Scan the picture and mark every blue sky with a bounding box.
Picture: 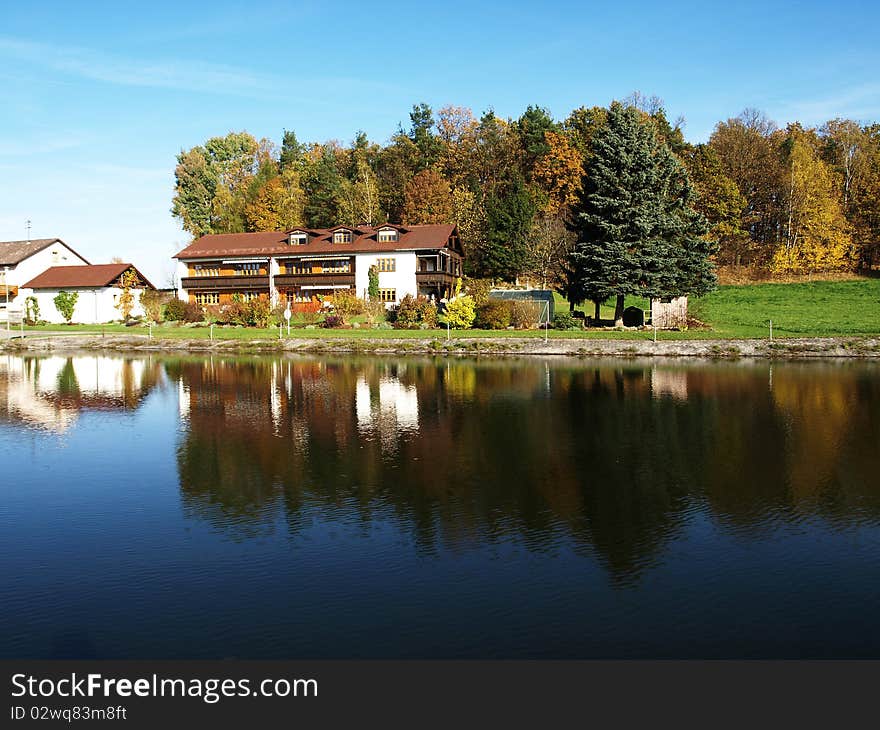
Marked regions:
[1,0,878,284]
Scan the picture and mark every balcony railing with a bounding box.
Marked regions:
[274,273,355,288]
[416,271,458,286]
[181,275,269,291]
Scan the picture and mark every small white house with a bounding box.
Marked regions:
[21,263,154,324]
[0,238,90,319]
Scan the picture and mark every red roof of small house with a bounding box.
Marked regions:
[23,264,154,290]
[173,224,462,260]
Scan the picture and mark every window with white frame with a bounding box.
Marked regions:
[289,233,308,245]
[194,292,220,305]
[378,288,396,303]
[333,230,353,244]
[377,228,398,242]
[376,257,396,272]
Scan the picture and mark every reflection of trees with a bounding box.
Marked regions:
[169,356,880,584]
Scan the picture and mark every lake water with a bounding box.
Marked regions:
[1,352,879,659]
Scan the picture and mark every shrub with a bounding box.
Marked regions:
[24,296,40,325]
[393,294,438,329]
[53,291,79,323]
[182,302,204,323]
[163,298,188,321]
[322,314,345,328]
[464,278,493,306]
[330,290,364,319]
[364,299,387,326]
[475,300,512,329]
[140,289,165,323]
[392,294,437,330]
[509,300,541,329]
[222,299,250,326]
[444,294,476,329]
[247,296,273,328]
[553,311,579,330]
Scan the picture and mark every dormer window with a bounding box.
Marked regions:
[289,232,308,245]
[377,227,398,243]
[333,229,353,244]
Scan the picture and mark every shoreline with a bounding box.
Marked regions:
[3,333,880,359]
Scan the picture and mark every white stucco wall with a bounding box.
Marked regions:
[22,287,147,324]
[2,242,89,307]
[353,251,417,303]
[175,259,190,301]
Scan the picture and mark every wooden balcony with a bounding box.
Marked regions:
[274,273,355,288]
[181,275,269,291]
[416,271,458,287]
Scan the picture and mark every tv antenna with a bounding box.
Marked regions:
[26,219,31,241]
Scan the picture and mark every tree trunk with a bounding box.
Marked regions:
[614,294,625,327]
[593,300,601,324]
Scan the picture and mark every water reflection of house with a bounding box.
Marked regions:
[650,367,688,401]
[356,375,419,452]
[0,355,161,432]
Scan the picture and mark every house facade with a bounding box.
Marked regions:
[0,238,90,318]
[173,224,464,307]
[22,263,154,324]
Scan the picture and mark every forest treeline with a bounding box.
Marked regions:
[171,94,880,283]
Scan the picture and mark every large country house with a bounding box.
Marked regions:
[173,224,464,307]
[0,238,90,318]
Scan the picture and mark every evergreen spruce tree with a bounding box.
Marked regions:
[567,102,716,326]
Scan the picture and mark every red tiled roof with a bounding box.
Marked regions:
[174,224,460,260]
[23,264,154,290]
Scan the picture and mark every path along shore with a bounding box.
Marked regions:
[2,333,879,359]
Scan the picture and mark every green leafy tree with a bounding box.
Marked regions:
[567,102,715,326]
[53,291,79,324]
[682,145,751,266]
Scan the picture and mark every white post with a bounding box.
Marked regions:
[4,267,8,332]
[149,322,153,339]
[210,323,214,341]
[769,319,773,341]
[544,300,549,342]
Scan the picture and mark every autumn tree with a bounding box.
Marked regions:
[115,269,139,320]
[533,131,583,214]
[526,215,575,289]
[774,129,853,273]
[682,145,750,266]
[709,110,786,262]
[245,170,305,230]
[403,168,453,224]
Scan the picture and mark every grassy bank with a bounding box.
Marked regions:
[19,278,880,341]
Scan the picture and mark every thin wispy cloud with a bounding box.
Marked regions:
[0,37,283,99]
[0,37,399,103]
[773,83,880,126]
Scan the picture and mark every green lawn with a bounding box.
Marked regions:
[19,279,880,341]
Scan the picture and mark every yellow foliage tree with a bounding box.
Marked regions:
[244,169,305,231]
[773,134,854,273]
[115,269,139,320]
[533,131,583,214]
